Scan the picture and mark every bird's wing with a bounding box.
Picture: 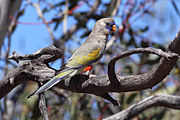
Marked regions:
[66,47,103,68]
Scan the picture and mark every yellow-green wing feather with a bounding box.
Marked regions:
[67,48,102,68]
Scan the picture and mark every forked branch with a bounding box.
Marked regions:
[0,31,179,106]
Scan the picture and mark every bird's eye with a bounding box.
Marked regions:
[106,23,110,26]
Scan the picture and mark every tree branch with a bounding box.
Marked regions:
[0,31,179,105]
[8,45,63,63]
[103,94,180,120]
[26,0,56,41]
[54,0,101,48]
[39,94,49,120]
[108,47,179,85]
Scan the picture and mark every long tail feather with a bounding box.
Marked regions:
[27,69,74,98]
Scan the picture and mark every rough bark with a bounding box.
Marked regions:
[104,94,180,120]
[0,31,179,105]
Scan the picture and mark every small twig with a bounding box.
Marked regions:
[105,35,117,51]
[2,34,12,120]
[2,98,14,120]
[54,0,101,46]
[0,103,3,116]
[9,1,84,25]
[63,0,68,35]
[39,93,49,120]
[4,34,11,75]
[61,0,69,65]
[96,93,120,107]
[51,88,71,104]
[89,0,101,14]
[26,0,56,41]
[103,94,180,120]
[111,0,121,17]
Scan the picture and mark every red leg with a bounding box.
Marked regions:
[84,65,93,72]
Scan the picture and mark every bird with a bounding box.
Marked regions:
[27,18,116,98]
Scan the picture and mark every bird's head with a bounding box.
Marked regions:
[93,18,116,35]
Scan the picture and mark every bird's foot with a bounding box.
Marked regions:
[89,74,96,79]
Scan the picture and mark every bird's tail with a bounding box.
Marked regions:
[27,69,74,98]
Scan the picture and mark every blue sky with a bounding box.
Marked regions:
[10,0,97,55]
[1,0,180,77]
[10,0,180,54]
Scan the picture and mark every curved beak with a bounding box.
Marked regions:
[112,25,116,32]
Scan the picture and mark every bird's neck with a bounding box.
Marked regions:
[90,29,109,44]
[88,30,109,55]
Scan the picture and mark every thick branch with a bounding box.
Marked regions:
[8,45,63,63]
[0,31,180,104]
[108,47,179,85]
[103,94,180,120]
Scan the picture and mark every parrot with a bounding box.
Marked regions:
[28,18,116,98]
